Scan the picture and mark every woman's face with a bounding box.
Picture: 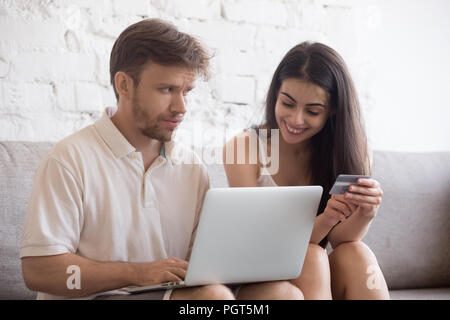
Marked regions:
[275,78,331,145]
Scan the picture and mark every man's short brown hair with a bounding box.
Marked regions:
[110,19,210,101]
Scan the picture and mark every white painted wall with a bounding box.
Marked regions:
[357,0,450,152]
[0,0,448,151]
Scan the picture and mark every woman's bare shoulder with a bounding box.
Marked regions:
[223,129,262,187]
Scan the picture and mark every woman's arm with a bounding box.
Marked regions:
[310,214,341,245]
[327,208,375,249]
[223,132,260,187]
[327,145,379,248]
[310,195,354,245]
[327,178,383,249]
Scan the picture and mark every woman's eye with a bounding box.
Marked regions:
[308,111,320,116]
[282,102,294,108]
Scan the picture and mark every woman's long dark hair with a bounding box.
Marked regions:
[261,42,370,248]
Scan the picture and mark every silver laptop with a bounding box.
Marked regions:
[121,186,323,294]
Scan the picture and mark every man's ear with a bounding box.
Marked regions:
[115,71,133,101]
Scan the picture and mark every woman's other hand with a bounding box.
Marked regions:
[322,194,357,228]
[343,178,383,219]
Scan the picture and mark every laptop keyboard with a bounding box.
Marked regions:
[162,281,183,287]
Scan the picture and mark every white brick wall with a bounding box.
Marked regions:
[2,0,447,151]
[0,0,361,145]
[222,0,288,26]
[0,0,328,146]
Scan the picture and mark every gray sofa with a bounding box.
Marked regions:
[1,141,449,300]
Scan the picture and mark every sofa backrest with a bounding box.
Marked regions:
[1,141,449,299]
[366,151,450,290]
[0,141,53,299]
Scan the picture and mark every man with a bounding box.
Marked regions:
[20,19,303,300]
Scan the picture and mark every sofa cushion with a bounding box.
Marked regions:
[364,151,450,290]
[0,141,53,299]
[390,287,450,300]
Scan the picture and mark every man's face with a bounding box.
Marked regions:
[129,62,196,142]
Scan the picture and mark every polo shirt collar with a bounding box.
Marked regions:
[160,141,166,158]
[94,107,172,161]
[161,139,176,162]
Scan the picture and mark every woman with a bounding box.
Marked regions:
[223,42,390,300]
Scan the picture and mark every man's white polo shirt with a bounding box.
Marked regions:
[20,107,209,299]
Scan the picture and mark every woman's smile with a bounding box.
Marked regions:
[283,120,308,136]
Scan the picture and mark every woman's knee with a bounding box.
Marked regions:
[294,243,331,282]
[329,241,377,266]
[238,281,304,300]
[301,243,331,277]
[307,243,330,264]
[328,241,389,300]
[270,281,305,300]
[200,284,235,300]
[177,284,235,300]
[291,244,332,299]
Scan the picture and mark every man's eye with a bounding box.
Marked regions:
[161,87,172,93]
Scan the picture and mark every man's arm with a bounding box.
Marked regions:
[21,253,188,298]
[22,253,135,298]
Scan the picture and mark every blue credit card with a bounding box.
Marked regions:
[329,174,371,195]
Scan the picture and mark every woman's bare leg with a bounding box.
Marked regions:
[171,284,235,300]
[236,280,304,300]
[290,243,332,300]
[328,241,390,300]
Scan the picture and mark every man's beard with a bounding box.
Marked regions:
[132,99,173,142]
